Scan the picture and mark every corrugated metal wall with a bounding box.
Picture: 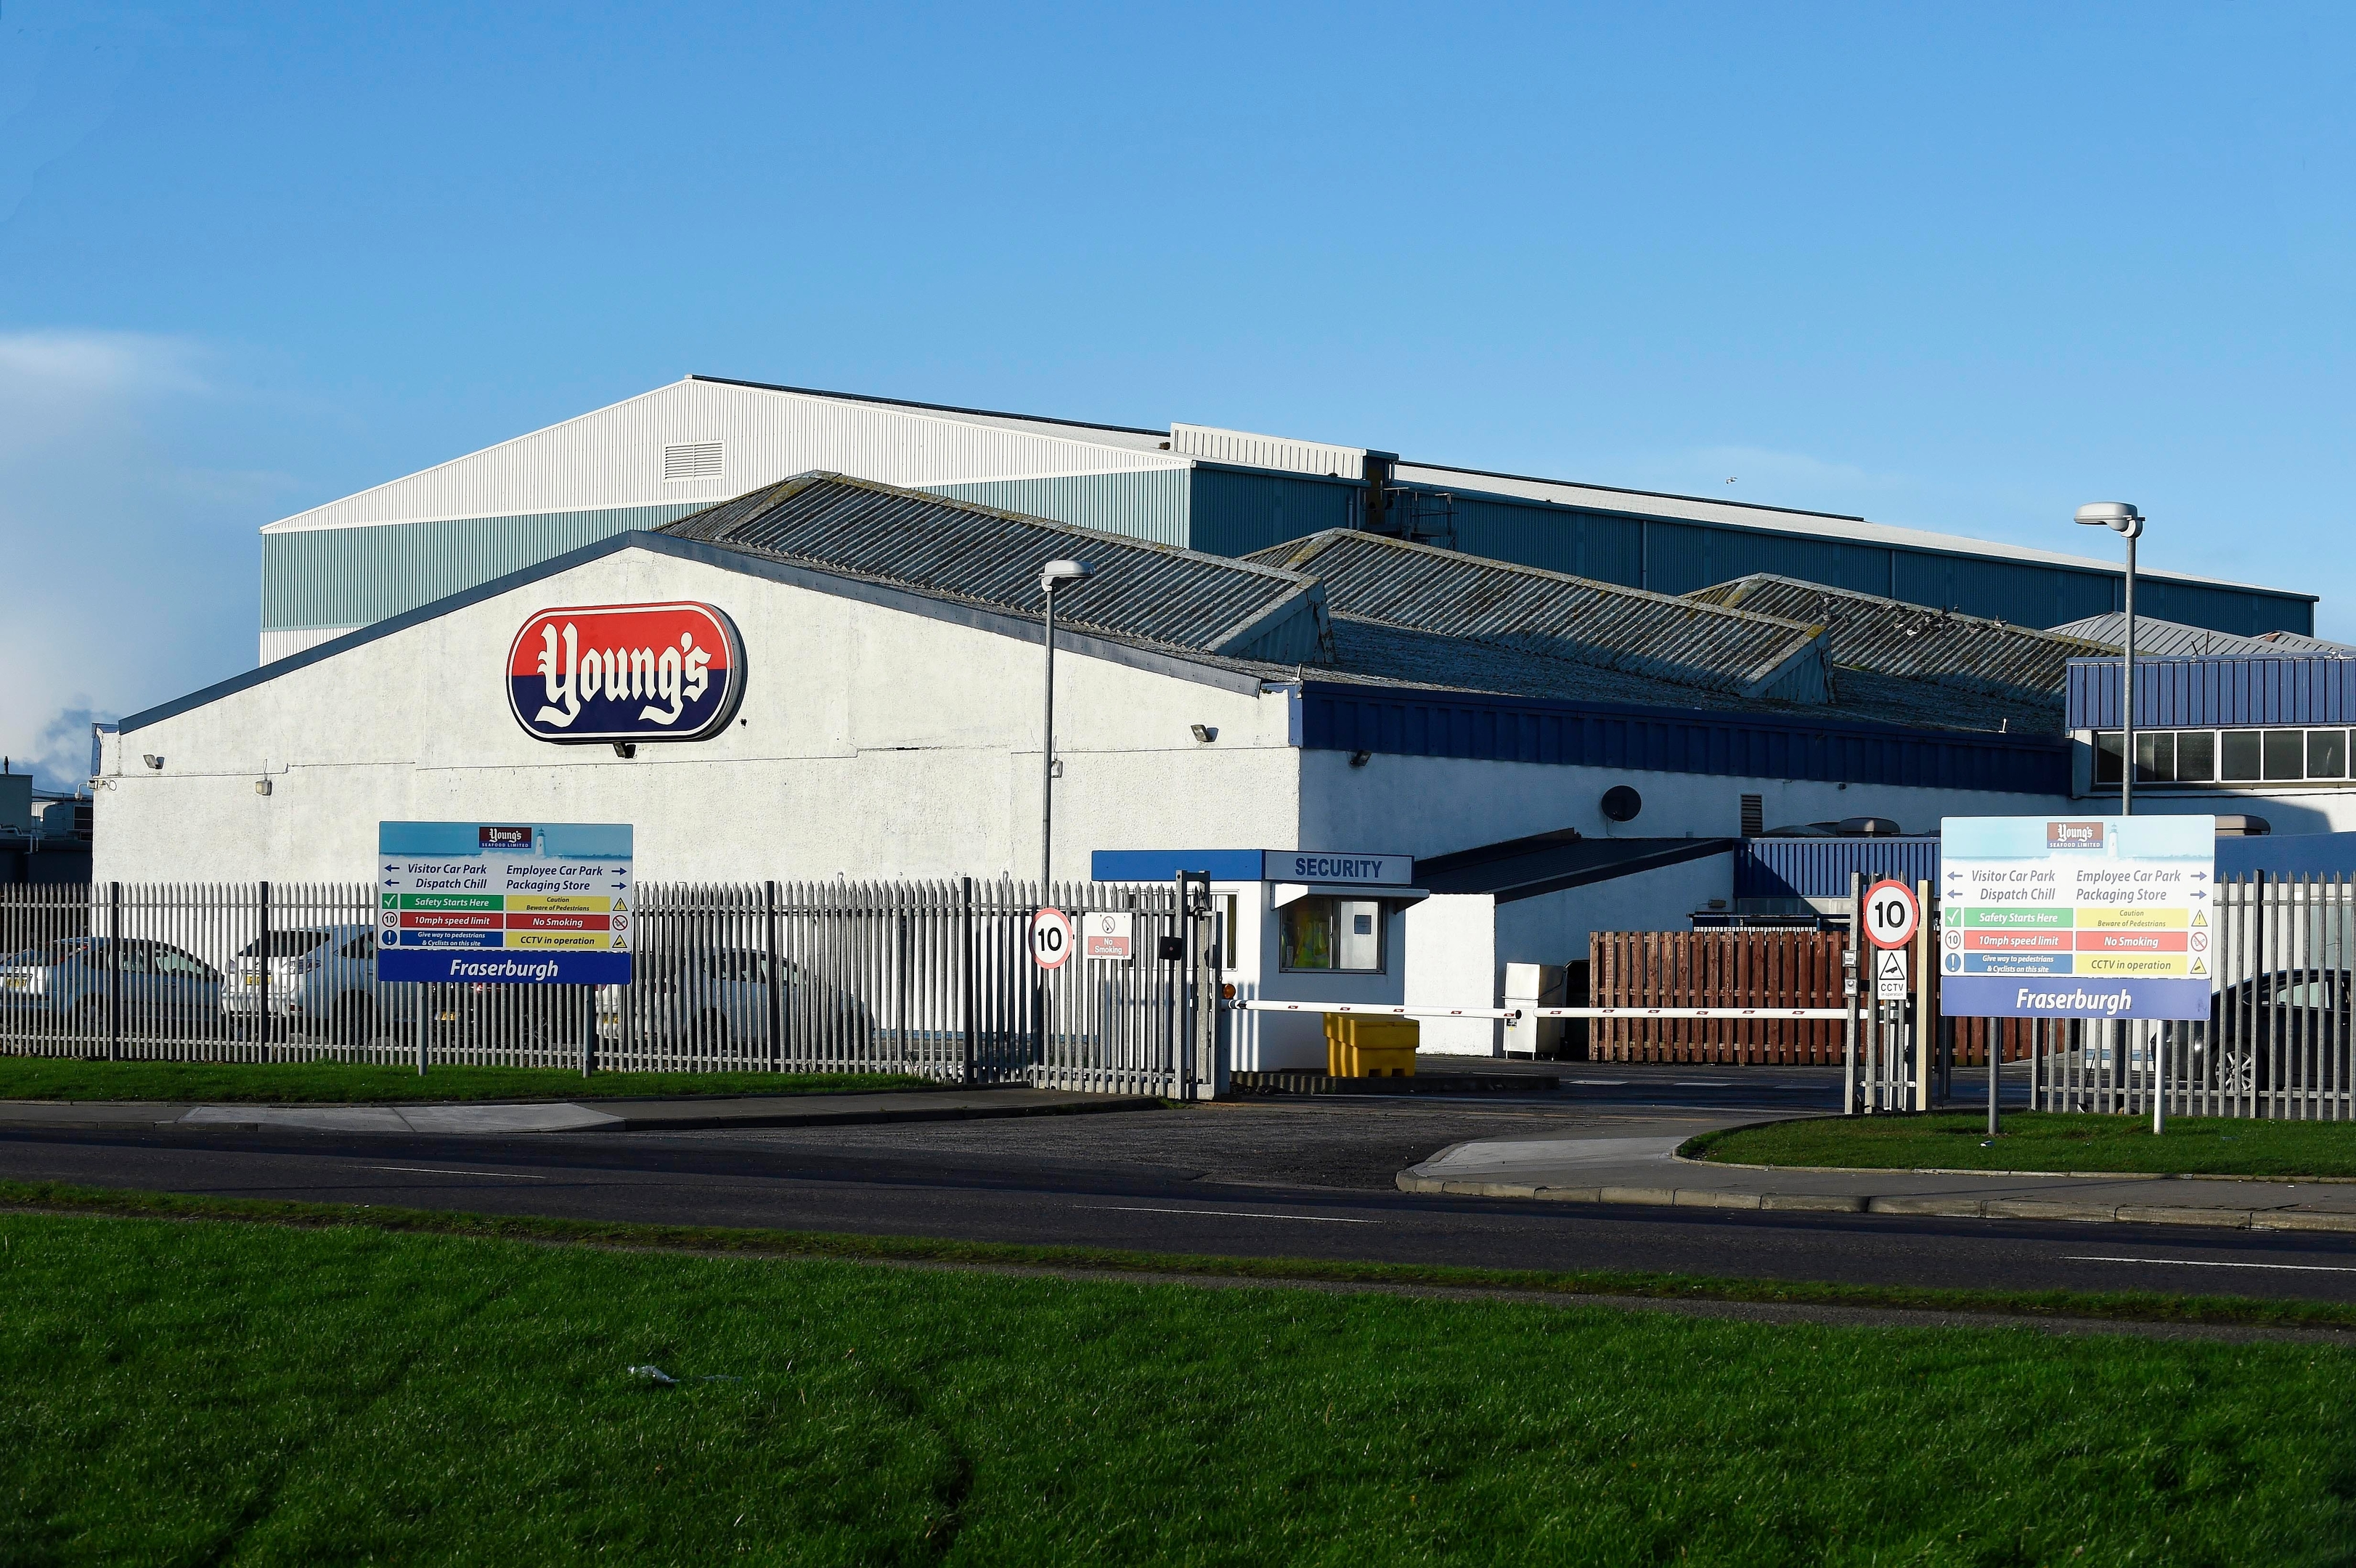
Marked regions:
[1185,467,1360,558]
[1382,481,2314,639]
[2068,654,2356,730]
[1295,682,2071,793]
[921,470,1190,547]
[1735,836,1942,899]
[259,505,705,632]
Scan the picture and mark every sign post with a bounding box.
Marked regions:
[1941,815,2216,1135]
[378,822,634,1072]
[1862,879,1920,1111]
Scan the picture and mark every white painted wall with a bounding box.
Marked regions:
[1404,893,1499,1056]
[99,547,1300,886]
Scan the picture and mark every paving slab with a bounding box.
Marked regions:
[1396,1119,2356,1232]
[0,1088,1163,1137]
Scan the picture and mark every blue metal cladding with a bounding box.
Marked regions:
[2067,655,2356,730]
[1295,681,2070,794]
[261,505,709,632]
[1735,837,1943,899]
[921,470,1190,548]
[1183,466,1359,558]
[1367,479,2315,639]
[2217,833,2356,878]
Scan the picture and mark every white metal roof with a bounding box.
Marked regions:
[261,377,1188,535]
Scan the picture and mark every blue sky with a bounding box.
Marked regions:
[4,1,2353,789]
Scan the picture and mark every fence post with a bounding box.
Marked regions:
[416,982,428,1077]
[1843,872,1859,1114]
[107,881,121,1063]
[765,880,782,1071]
[960,876,975,1087]
[580,984,595,1077]
[257,880,271,1064]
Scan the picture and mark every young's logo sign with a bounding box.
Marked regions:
[508,602,744,744]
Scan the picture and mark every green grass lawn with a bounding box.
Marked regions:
[4,1213,2352,1565]
[1692,1111,2356,1178]
[0,1056,929,1104]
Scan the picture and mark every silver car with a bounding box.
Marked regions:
[0,937,222,1036]
[222,923,383,1041]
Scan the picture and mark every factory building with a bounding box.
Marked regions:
[255,375,2317,663]
[104,472,2111,1066]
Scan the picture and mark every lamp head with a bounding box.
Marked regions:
[2074,502,2145,539]
[1040,558,1094,593]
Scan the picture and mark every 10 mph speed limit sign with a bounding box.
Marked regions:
[1030,907,1076,971]
[1862,879,1920,951]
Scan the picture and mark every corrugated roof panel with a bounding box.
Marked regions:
[1692,574,2113,699]
[1246,530,1832,703]
[2047,613,2355,658]
[661,471,1332,663]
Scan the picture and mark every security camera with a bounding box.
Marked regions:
[1190,724,1218,743]
[142,754,164,771]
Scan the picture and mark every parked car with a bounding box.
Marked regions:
[222,923,383,1042]
[0,936,222,1034]
[2190,969,2352,1093]
[596,947,868,1050]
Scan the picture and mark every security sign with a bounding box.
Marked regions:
[1030,907,1076,971]
[1875,947,1911,1000]
[1862,879,1921,950]
[509,601,744,744]
[1083,911,1134,962]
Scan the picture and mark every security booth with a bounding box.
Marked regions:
[1090,849,1427,1071]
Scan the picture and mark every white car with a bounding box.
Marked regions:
[222,923,383,1041]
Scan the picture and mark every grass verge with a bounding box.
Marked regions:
[4,1177,2356,1334]
[0,1058,929,1104]
[4,1206,2353,1564]
[1689,1111,2356,1179]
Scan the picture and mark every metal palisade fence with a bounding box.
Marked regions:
[0,878,1218,1098]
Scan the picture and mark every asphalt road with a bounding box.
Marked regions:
[6,1074,2356,1307]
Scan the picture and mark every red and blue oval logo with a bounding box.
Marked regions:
[507,602,744,743]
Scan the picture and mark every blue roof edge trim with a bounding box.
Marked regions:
[1297,681,2070,795]
[1092,849,1268,882]
[123,531,1271,735]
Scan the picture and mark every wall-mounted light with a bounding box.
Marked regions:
[1349,750,1371,768]
[611,741,637,759]
[253,778,272,796]
[141,754,164,771]
[1190,724,1218,743]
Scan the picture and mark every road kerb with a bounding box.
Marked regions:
[2115,1204,2252,1229]
[1759,1192,1869,1213]
[1671,1188,1762,1210]
[2259,1210,2356,1233]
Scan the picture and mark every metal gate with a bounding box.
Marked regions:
[0,876,1221,1098]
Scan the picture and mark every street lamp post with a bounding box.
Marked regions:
[1038,559,1095,899]
[2074,502,2145,817]
[2075,502,2154,1132]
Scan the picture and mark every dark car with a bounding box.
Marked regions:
[2192,970,2351,1094]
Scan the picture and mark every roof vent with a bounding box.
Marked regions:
[663,442,725,482]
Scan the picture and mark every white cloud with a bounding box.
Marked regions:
[0,328,274,791]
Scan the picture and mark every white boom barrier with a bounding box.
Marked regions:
[1223,1001,1855,1021]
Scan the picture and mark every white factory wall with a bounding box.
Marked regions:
[262,378,1183,536]
[1403,894,1499,1056]
[1297,749,2068,857]
[97,547,1301,886]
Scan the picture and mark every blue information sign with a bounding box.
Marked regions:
[1939,814,2215,1021]
[376,821,633,986]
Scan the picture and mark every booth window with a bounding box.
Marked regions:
[1279,897,1384,973]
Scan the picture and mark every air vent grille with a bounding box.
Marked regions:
[663,441,725,482]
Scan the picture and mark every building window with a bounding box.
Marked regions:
[1279,897,1384,973]
[2093,728,2356,789]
